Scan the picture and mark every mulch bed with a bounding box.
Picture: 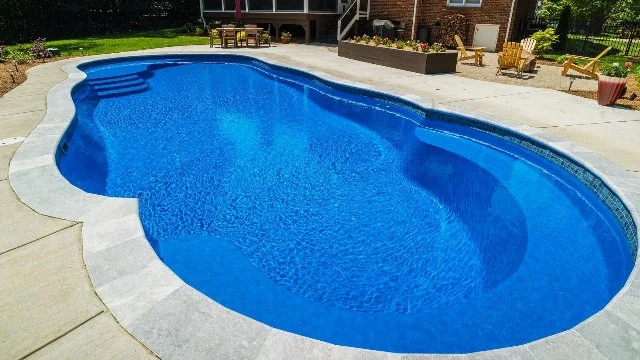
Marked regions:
[0,61,33,96]
[564,74,640,111]
[0,57,74,97]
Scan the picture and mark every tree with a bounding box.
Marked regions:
[555,5,571,51]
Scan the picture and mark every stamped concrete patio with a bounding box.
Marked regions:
[1,44,639,359]
[455,52,598,92]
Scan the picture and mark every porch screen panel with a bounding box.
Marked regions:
[309,0,337,12]
[223,0,247,11]
[276,0,304,11]
[204,0,223,10]
[250,0,273,10]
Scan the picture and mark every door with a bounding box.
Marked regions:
[473,24,500,52]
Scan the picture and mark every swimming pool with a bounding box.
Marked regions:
[57,55,634,353]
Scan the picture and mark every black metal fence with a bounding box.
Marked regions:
[517,18,640,57]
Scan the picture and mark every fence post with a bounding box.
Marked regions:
[624,22,638,56]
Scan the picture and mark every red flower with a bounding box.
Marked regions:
[625,61,633,69]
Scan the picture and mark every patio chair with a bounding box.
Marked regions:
[245,24,260,47]
[520,38,536,54]
[262,24,272,47]
[561,46,612,80]
[497,42,528,77]
[221,24,237,48]
[454,35,484,66]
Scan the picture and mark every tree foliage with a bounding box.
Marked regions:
[554,5,571,51]
[539,0,639,23]
[0,0,200,44]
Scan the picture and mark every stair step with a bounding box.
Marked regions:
[96,84,148,98]
[87,74,140,85]
[92,78,145,91]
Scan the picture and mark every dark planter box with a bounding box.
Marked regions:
[338,41,457,74]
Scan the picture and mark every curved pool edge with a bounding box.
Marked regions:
[8,51,640,360]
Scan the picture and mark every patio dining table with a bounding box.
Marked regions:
[215,27,263,48]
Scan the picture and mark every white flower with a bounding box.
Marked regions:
[612,62,620,67]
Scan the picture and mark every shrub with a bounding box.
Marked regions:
[195,27,204,36]
[281,31,292,39]
[601,62,633,78]
[531,28,558,55]
[5,49,33,64]
[183,22,194,33]
[555,5,571,51]
[556,55,568,63]
[30,38,52,59]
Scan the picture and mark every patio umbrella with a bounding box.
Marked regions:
[235,0,242,21]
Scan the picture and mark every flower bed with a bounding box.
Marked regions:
[338,36,457,74]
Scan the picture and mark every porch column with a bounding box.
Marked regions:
[304,20,311,43]
[274,23,282,40]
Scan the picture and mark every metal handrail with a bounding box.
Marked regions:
[337,0,359,41]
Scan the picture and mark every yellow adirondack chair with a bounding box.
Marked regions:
[497,42,528,77]
[561,47,612,80]
[455,35,485,66]
[520,38,537,53]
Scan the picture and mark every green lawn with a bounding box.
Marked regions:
[5,28,214,57]
[539,35,640,72]
[541,52,640,73]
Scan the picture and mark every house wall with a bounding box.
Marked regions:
[368,0,536,49]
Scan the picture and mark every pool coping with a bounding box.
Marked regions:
[8,51,640,359]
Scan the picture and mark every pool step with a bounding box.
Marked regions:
[92,78,146,91]
[89,74,149,98]
[95,83,148,98]
[87,74,140,85]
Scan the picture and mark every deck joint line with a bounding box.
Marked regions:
[0,223,80,257]
[17,310,105,360]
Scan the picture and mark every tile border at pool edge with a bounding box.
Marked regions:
[7,51,640,360]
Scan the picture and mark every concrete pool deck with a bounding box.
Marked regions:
[1,44,640,359]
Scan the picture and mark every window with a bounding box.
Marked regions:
[204,0,223,10]
[308,0,337,12]
[447,0,481,7]
[249,0,273,10]
[223,0,247,11]
[276,0,304,11]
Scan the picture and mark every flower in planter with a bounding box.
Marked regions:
[281,31,292,39]
[601,62,633,78]
[354,36,362,43]
[429,43,446,53]
[361,34,372,44]
[419,43,429,53]
[373,35,381,46]
[396,40,406,49]
[383,38,392,47]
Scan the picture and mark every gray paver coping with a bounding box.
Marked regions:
[9,51,640,360]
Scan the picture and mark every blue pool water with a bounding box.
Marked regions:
[58,55,633,353]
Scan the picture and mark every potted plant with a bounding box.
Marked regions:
[280,31,292,44]
[598,62,633,106]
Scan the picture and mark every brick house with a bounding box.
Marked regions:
[200,0,537,46]
[369,0,538,47]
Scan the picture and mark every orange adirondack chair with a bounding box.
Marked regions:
[455,35,485,66]
[561,47,612,80]
[497,42,528,77]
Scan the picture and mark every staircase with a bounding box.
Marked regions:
[337,0,370,41]
[87,73,149,99]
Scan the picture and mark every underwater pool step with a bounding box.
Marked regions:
[95,83,148,98]
[87,74,141,85]
[91,78,146,91]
